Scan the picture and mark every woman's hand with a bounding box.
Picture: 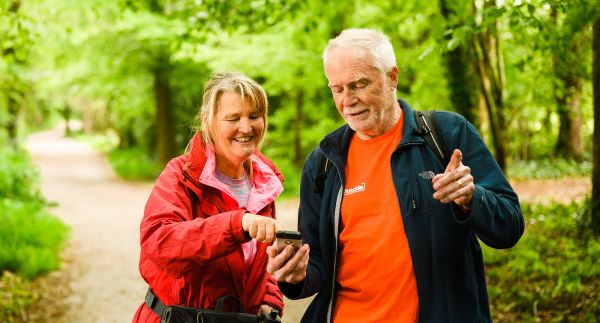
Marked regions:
[241,213,280,243]
[257,304,276,317]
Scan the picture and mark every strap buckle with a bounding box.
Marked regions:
[145,288,157,309]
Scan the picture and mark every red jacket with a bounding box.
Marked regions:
[132,134,284,322]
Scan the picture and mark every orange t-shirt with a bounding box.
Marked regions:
[332,111,419,322]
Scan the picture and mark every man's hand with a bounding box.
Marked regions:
[266,244,310,284]
[432,149,474,208]
[242,213,281,243]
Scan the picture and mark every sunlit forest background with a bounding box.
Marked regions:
[1,0,599,321]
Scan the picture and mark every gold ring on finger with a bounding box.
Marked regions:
[457,179,463,189]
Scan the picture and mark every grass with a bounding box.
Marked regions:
[507,158,592,180]
[0,146,69,321]
[484,199,599,322]
[107,148,163,181]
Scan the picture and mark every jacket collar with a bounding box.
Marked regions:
[183,133,284,213]
[318,99,427,178]
[319,99,424,158]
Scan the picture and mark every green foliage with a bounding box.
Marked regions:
[0,146,69,280]
[0,271,37,321]
[0,156,69,279]
[270,157,301,199]
[507,158,593,180]
[0,147,42,200]
[484,201,599,321]
[74,131,119,153]
[0,199,68,279]
[107,148,163,181]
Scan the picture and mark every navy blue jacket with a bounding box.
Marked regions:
[280,100,524,322]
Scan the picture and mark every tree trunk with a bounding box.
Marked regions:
[6,94,20,149]
[554,38,584,161]
[62,103,72,137]
[154,62,176,166]
[591,17,600,236]
[472,23,507,171]
[439,0,480,129]
[4,0,23,149]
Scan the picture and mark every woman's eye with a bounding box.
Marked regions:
[250,114,261,120]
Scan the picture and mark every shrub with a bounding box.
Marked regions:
[484,200,599,322]
[0,147,42,201]
[0,147,69,321]
[0,200,69,279]
[0,271,37,321]
[107,148,162,181]
[507,159,592,180]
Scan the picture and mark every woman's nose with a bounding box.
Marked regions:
[239,119,253,133]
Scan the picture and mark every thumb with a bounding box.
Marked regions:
[445,149,462,173]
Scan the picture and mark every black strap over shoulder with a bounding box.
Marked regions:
[311,109,449,195]
[312,152,330,194]
[414,110,450,166]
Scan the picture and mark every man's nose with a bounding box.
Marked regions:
[342,89,357,107]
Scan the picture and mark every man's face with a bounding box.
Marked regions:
[324,48,398,140]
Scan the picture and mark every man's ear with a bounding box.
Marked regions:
[388,66,399,90]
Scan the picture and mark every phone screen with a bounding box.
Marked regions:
[275,230,302,253]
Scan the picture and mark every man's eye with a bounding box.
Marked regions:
[355,81,368,89]
[331,87,343,94]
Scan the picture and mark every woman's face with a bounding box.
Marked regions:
[212,91,265,177]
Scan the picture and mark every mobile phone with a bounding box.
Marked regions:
[275,230,302,253]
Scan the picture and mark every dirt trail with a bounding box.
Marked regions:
[27,127,152,322]
[25,127,590,322]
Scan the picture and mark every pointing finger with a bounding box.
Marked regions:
[445,149,462,173]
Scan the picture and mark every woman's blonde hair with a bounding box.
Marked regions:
[195,72,269,149]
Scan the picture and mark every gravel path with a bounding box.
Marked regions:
[27,127,152,322]
[25,127,590,322]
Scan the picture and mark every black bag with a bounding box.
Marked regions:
[160,295,259,323]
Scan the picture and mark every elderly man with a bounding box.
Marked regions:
[267,28,524,323]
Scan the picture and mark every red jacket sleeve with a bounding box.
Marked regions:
[140,158,250,277]
[262,272,285,314]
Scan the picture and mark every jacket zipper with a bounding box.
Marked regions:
[326,186,344,323]
[185,168,261,307]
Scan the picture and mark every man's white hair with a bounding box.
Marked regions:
[322,28,397,73]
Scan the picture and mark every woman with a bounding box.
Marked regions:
[132,72,284,322]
